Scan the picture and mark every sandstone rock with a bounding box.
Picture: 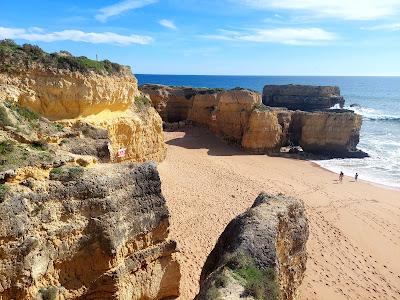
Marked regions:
[241,108,284,153]
[294,110,365,156]
[196,193,309,300]
[214,89,261,142]
[0,162,180,299]
[139,84,225,123]
[263,85,345,110]
[188,93,219,128]
[0,42,166,163]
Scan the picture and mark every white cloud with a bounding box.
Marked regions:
[202,27,337,45]
[159,19,177,30]
[96,0,157,22]
[364,23,400,31]
[237,0,400,20]
[0,27,153,45]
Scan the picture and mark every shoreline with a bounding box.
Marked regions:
[158,127,400,300]
[310,161,400,192]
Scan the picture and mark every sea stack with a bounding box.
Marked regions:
[262,84,345,110]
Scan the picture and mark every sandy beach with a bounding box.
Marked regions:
[158,127,400,300]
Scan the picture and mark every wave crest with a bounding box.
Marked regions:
[331,105,400,122]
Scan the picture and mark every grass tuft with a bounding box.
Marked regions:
[226,252,279,300]
[0,184,9,202]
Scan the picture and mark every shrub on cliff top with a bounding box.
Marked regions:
[0,39,127,75]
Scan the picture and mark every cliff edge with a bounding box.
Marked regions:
[0,40,165,163]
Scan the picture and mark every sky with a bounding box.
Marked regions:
[1,0,400,76]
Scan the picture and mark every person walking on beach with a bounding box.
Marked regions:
[355,173,358,182]
[339,171,344,183]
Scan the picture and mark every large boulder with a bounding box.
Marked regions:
[262,85,345,110]
[0,162,181,299]
[195,193,309,300]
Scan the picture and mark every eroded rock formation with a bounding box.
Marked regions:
[0,41,180,299]
[0,40,166,163]
[0,162,180,300]
[262,84,345,110]
[195,193,309,300]
[141,84,365,158]
[0,97,180,300]
[139,84,225,123]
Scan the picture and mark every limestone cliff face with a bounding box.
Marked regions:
[195,193,309,300]
[263,85,345,110]
[0,163,180,300]
[214,89,261,142]
[295,110,363,155]
[188,93,219,129]
[140,84,203,122]
[0,71,137,120]
[0,70,166,163]
[140,84,365,158]
[242,109,284,153]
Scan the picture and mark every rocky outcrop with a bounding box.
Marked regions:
[294,110,365,157]
[242,108,284,153]
[0,40,166,163]
[139,84,225,123]
[140,84,365,158]
[0,41,179,299]
[195,193,309,300]
[0,99,180,299]
[214,89,261,142]
[0,163,180,300]
[263,85,345,110]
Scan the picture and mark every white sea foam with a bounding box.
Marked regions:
[320,104,400,188]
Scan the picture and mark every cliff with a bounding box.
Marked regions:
[294,110,364,157]
[195,193,309,300]
[262,84,345,110]
[0,96,180,300]
[0,40,166,163]
[0,41,179,299]
[141,84,365,158]
[139,84,225,123]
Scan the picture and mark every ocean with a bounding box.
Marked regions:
[136,75,400,189]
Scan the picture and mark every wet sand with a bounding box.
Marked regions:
[158,127,400,300]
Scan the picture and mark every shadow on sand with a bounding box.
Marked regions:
[165,127,249,157]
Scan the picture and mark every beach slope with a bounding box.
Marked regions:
[158,127,400,300]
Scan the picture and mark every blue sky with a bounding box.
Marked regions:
[1,0,400,75]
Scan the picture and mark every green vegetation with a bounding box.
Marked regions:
[0,141,54,173]
[0,105,12,127]
[38,286,58,300]
[226,252,279,300]
[0,140,14,155]
[135,96,151,110]
[30,141,48,152]
[3,102,40,130]
[50,166,84,181]
[0,184,9,202]
[54,123,64,131]
[0,39,126,75]
[255,103,271,111]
